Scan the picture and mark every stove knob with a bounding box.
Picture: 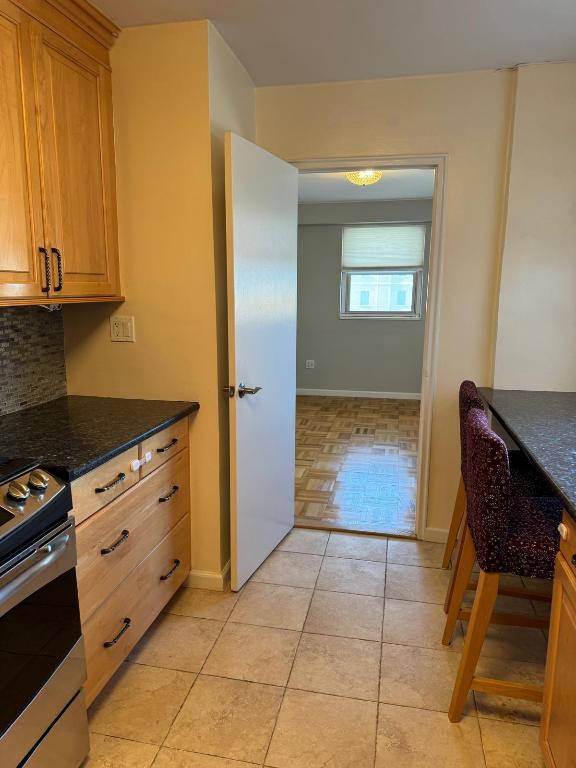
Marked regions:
[7,480,30,502]
[29,469,50,490]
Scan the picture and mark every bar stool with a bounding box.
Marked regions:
[443,407,562,722]
[441,381,485,569]
[442,381,551,570]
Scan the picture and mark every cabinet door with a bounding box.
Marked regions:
[0,1,46,300]
[541,554,576,768]
[32,23,119,297]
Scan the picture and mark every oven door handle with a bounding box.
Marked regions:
[0,530,73,616]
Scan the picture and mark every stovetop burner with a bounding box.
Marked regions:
[0,459,73,566]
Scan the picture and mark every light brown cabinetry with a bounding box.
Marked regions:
[72,416,191,705]
[0,0,45,299]
[72,446,139,525]
[541,513,576,768]
[0,0,121,305]
[140,419,191,478]
[77,450,189,623]
[83,515,191,705]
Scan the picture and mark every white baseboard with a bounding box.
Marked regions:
[296,388,421,400]
[422,526,448,543]
[185,559,230,591]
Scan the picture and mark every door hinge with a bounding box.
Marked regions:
[222,386,235,398]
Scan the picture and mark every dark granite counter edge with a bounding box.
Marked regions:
[52,402,200,481]
[478,388,576,520]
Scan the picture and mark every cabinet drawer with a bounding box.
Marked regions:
[83,513,191,706]
[72,447,139,525]
[559,512,576,580]
[77,450,189,622]
[140,418,189,478]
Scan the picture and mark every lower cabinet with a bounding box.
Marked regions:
[72,416,191,706]
[541,516,576,768]
[83,515,190,705]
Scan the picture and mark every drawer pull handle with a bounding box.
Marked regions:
[95,472,126,494]
[160,559,181,581]
[101,529,130,555]
[157,438,178,454]
[103,617,131,648]
[159,485,180,503]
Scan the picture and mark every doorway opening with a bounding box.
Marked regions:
[293,158,445,539]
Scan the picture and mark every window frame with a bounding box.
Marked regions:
[339,221,428,321]
[340,266,424,320]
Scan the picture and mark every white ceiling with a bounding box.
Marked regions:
[298,169,435,204]
[93,0,576,86]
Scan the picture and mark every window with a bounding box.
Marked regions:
[340,223,426,318]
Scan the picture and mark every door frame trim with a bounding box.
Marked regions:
[292,154,447,541]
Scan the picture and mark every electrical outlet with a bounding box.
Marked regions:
[110,316,136,342]
[305,359,315,369]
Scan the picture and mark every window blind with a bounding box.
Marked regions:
[342,224,426,268]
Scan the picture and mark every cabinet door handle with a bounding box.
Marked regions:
[159,485,180,503]
[95,472,126,494]
[40,247,51,293]
[103,617,131,648]
[160,559,181,581]
[157,438,178,454]
[52,247,63,292]
[101,529,130,555]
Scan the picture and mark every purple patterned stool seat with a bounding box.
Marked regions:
[465,406,562,578]
[442,380,550,571]
[505,496,563,579]
[460,380,550,497]
[443,405,562,723]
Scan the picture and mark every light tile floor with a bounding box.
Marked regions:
[85,530,548,768]
[295,397,419,536]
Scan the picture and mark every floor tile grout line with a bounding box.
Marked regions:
[373,542,389,768]
[156,597,231,753]
[261,537,326,767]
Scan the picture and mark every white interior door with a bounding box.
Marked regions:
[225,132,298,591]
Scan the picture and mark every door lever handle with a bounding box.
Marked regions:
[238,383,263,398]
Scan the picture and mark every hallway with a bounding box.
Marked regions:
[295,396,419,535]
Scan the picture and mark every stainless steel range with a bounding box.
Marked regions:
[0,458,89,767]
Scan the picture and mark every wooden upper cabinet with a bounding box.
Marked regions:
[0,0,46,299]
[32,23,119,297]
[0,0,121,304]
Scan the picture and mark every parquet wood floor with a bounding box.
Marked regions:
[295,396,419,536]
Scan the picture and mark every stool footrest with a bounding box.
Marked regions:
[458,608,549,629]
[471,676,543,702]
[466,581,552,603]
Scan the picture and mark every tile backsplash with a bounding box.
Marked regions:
[0,307,67,415]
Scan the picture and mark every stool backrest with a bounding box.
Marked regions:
[464,406,511,572]
[459,380,485,484]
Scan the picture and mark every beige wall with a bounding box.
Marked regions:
[208,26,256,568]
[63,22,254,581]
[257,71,514,534]
[494,62,576,391]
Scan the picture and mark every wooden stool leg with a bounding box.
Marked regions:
[442,476,466,568]
[444,516,468,614]
[448,570,499,722]
[442,527,475,645]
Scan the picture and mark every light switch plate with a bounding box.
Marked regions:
[110,316,136,342]
[305,359,315,369]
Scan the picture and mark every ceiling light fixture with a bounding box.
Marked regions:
[345,169,383,186]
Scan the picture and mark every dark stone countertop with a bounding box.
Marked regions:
[0,396,199,481]
[479,388,576,520]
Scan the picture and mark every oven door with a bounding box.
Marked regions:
[0,519,87,766]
